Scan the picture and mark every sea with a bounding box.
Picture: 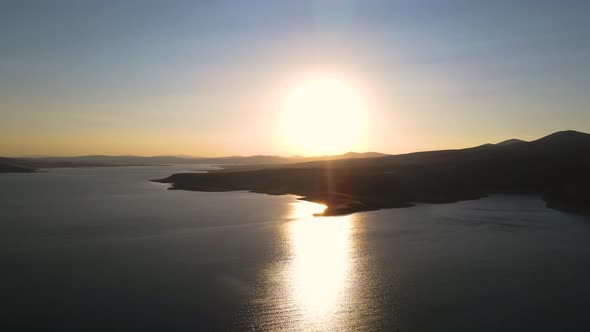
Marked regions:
[1,165,589,331]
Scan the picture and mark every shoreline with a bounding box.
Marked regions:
[152,176,486,216]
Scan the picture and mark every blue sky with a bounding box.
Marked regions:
[1,0,589,156]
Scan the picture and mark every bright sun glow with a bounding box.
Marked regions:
[281,78,367,155]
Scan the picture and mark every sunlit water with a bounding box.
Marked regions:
[247,201,355,330]
[1,166,590,331]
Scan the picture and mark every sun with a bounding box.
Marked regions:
[280,78,367,156]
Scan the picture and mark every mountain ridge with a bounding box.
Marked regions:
[0,151,389,172]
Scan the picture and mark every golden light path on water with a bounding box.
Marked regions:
[283,199,355,330]
[245,198,365,331]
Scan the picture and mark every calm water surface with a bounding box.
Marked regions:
[1,166,589,331]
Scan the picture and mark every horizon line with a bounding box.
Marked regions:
[2,129,587,160]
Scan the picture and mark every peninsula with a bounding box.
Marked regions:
[155,131,590,216]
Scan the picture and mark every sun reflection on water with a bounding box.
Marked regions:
[284,199,354,328]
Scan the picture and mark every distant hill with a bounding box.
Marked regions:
[157,130,590,215]
[495,138,527,146]
[13,151,388,168]
[305,151,386,160]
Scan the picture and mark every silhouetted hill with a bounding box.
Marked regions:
[313,151,387,160]
[496,138,526,146]
[156,130,590,215]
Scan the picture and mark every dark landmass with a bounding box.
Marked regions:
[155,130,590,216]
[0,157,36,173]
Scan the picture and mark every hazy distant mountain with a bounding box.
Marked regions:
[12,151,388,169]
[0,151,389,172]
[17,155,287,166]
[317,151,386,160]
[157,130,590,215]
[495,138,526,146]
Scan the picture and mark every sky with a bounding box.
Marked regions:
[1,0,589,157]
